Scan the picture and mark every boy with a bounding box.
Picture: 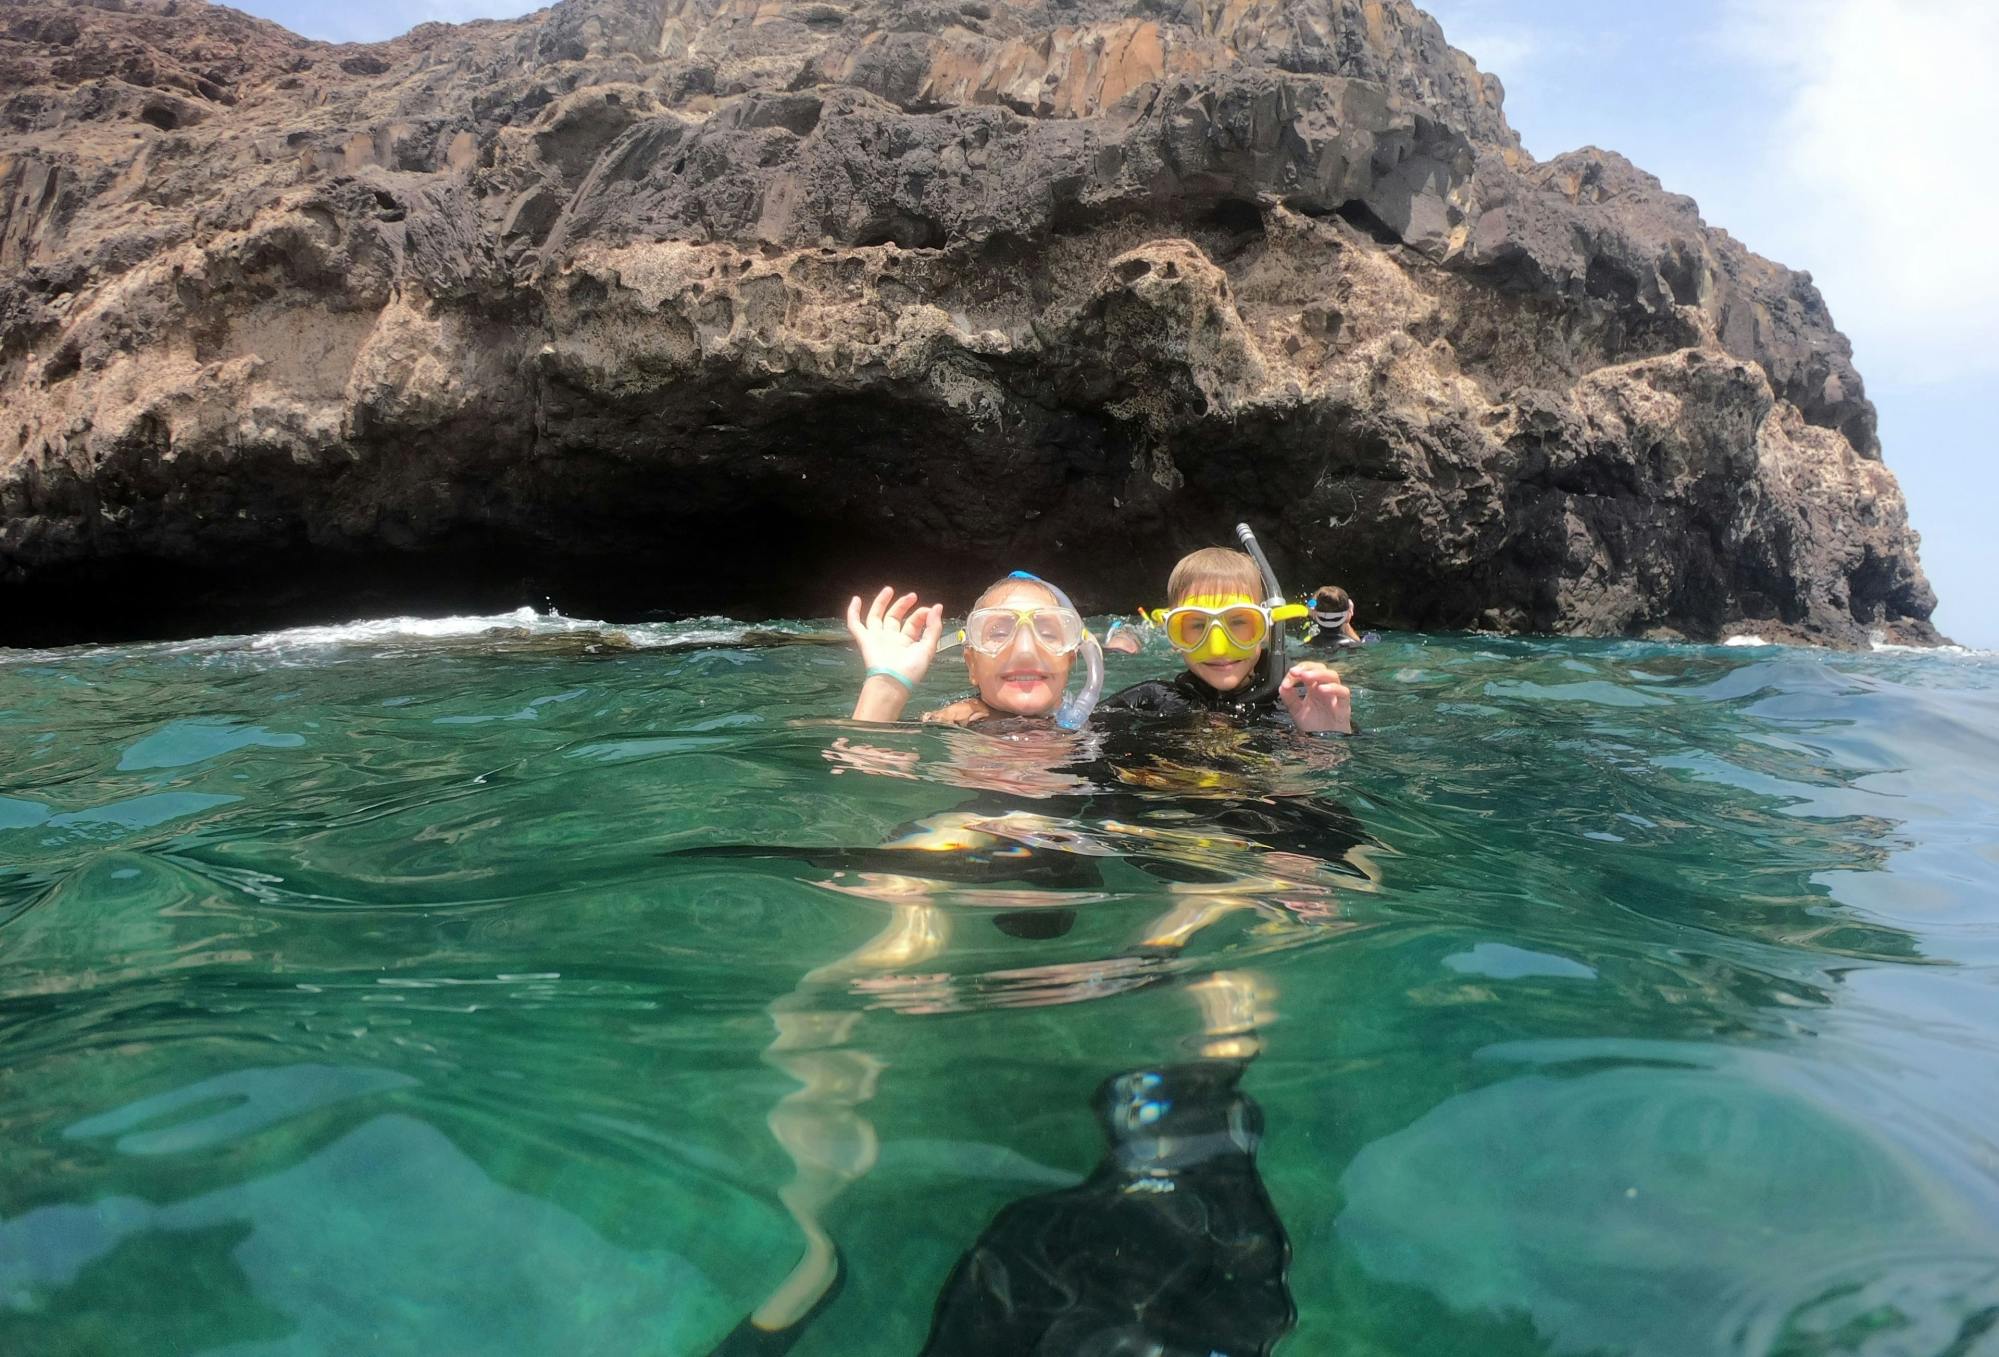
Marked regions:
[1103,546,1354,734]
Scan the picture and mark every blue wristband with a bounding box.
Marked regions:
[864,667,915,692]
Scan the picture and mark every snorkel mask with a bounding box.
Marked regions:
[945,571,1104,730]
[961,604,1087,658]
[1147,596,1310,661]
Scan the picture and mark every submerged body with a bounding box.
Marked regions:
[688,684,1370,1354]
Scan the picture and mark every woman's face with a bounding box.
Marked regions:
[963,583,1078,716]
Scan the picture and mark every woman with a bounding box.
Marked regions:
[845,572,1101,728]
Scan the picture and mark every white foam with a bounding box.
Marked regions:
[1722,634,1772,647]
[1870,639,1994,658]
[230,609,818,656]
[247,606,561,649]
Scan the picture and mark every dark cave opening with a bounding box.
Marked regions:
[0,394,1420,648]
[0,518,1027,648]
[0,389,1168,647]
[0,385,1726,649]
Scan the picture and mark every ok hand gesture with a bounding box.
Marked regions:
[845,587,944,684]
[1279,661,1353,735]
[846,587,944,722]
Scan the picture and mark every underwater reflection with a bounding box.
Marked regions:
[686,712,1373,1354]
[710,953,1295,1355]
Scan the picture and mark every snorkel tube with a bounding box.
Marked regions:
[1007,570,1104,730]
[1234,522,1289,704]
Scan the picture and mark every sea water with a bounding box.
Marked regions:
[2,612,1996,1355]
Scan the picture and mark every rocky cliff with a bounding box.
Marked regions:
[0,0,1941,645]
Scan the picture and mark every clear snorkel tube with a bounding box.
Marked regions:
[1234,522,1289,705]
[1007,570,1104,730]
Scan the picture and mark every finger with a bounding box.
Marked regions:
[915,605,943,650]
[845,595,867,644]
[886,591,918,628]
[867,585,893,629]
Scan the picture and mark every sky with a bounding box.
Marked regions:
[234,0,1998,646]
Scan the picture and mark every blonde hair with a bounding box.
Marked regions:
[1167,547,1261,604]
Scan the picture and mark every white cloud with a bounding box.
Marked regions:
[1444,27,1542,78]
[1421,0,1556,87]
[1715,0,1999,384]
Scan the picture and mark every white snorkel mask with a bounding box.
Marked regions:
[1000,570,1103,730]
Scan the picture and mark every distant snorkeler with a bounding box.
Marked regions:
[1103,525,1356,734]
[1303,585,1365,647]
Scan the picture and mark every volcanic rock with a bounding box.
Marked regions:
[0,0,1941,645]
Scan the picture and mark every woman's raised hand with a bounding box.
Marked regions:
[845,587,944,686]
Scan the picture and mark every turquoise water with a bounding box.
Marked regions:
[3,612,1997,1355]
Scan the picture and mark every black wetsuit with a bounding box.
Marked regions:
[1303,630,1367,653]
[1099,669,1287,721]
[1101,664,1361,740]
[920,1059,1293,1356]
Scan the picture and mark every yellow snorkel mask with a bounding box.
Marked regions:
[1145,594,1311,662]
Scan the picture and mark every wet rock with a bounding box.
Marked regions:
[0,0,1941,646]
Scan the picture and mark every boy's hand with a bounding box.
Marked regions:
[845,586,944,684]
[1279,661,1352,734]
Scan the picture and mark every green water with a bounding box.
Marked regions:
[3,612,1997,1355]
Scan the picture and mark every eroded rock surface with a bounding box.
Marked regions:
[0,0,1940,644]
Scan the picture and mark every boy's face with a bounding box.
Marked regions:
[1174,591,1264,692]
